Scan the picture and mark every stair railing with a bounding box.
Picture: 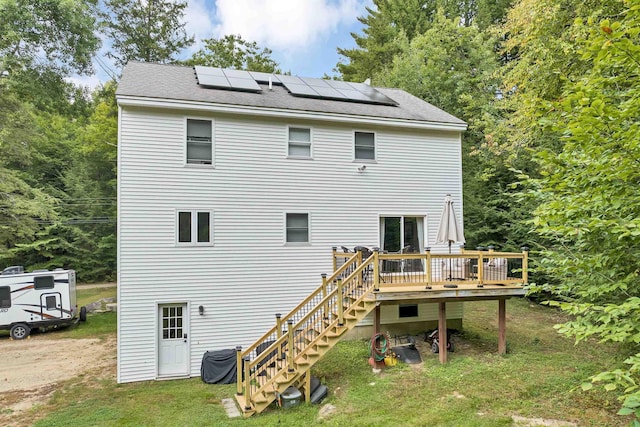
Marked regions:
[237,251,377,407]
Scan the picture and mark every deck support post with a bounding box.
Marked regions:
[236,346,243,395]
[304,372,311,403]
[498,299,507,355]
[438,302,447,363]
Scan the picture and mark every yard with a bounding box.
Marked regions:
[0,287,630,426]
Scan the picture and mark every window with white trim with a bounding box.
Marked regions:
[286,213,309,243]
[186,119,212,165]
[355,131,375,160]
[288,127,311,158]
[177,210,213,245]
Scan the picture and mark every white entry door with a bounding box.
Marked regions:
[158,303,189,377]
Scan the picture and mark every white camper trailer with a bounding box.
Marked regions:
[0,266,86,339]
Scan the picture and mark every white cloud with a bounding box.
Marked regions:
[212,0,366,51]
[184,0,215,53]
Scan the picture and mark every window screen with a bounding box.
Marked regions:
[34,276,55,290]
[186,119,212,164]
[197,212,210,243]
[286,213,309,243]
[178,211,192,243]
[0,287,10,308]
[355,132,375,160]
[288,127,311,157]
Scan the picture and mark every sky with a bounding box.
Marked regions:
[78,0,372,88]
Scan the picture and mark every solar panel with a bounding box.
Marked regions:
[193,66,398,105]
[282,77,398,106]
[194,66,261,92]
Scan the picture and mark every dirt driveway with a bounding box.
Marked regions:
[0,334,116,426]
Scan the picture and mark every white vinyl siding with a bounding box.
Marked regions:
[288,127,312,158]
[354,131,375,160]
[117,107,463,383]
[186,119,212,165]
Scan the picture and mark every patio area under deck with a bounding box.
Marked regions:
[372,282,526,363]
[333,247,529,363]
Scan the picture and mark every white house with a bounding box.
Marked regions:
[116,62,467,383]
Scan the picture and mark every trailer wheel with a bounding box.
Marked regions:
[80,306,87,322]
[10,323,31,340]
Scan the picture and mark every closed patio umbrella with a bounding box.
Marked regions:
[435,194,465,280]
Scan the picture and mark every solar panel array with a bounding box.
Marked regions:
[195,66,261,92]
[194,67,398,106]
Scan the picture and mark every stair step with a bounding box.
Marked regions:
[253,394,268,404]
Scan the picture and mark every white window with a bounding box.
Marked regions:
[288,127,311,158]
[177,210,213,245]
[186,119,212,165]
[355,131,375,160]
[286,213,309,243]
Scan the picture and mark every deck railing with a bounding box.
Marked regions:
[333,246,528,288]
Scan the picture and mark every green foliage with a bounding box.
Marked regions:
[529,1,640,420]
[184,34,281,73]
[0,0,100,75]
[101,0,194,69]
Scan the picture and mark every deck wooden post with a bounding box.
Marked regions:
[236,346,243,396]
[498,299,507,355]
[373,247,380,291]
[438,302,447,363]
[477,249,484,286]
[321,273,329,323]
[337,278,344,326]
[243,355,251,410]
[287,319,295,372]
[332,246,338,272]
[275,313,283,360]
[425,247,432,288]
[521,246,529,284]
[357,249,363,287]
[374,304,380,335]
[304,372,311,403]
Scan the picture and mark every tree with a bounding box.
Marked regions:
[528,2,640,419]
[0,0,99,74]
[184,35,281,73]
[101,0,194,68]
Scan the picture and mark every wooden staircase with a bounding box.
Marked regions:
[234,252,378,417]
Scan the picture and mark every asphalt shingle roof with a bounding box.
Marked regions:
[116,62,466,126]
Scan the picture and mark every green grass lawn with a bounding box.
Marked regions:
[26,298,631,426]
[76,285,117,308]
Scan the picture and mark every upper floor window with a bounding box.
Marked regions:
[186,119,212,165]
[286,213,309,244]
[178,210,213,245]
[288,127,312,158]
[354,131,375,160]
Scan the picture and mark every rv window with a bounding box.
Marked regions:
[34,276,55,289]
[46,295,57,310]
[0,287,10,308]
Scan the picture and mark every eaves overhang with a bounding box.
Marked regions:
[116,95,468,132]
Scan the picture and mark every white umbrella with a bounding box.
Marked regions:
[435,194,465,252]
[436,194,465,281]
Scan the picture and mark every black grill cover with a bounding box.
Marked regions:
[201,349,237,384]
